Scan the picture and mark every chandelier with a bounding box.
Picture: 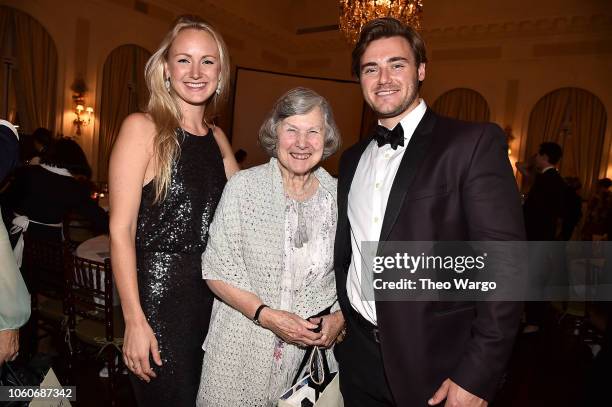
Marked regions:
[339,0,423,45]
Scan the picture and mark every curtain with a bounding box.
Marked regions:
[97,45,151,182]
[432,88,490,122]
[525,88,607,196]
[570,89,607,197]
[11,8,57,133]
[0,7,13,120]
[0,7,11,55]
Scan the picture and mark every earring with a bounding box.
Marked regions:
[215,82,221,95]
[164,77,171,92]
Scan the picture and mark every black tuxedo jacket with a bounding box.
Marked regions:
[0,123,19,181]
[334,109,526,405]
[523,168,566,241]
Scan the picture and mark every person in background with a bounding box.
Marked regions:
[0,120,31,367]
[560,176,582,241]
[197,87,344,406]
[522,142,566,335]
[523,142,566,241]
[582,178,612,240]
[234,148,247,167]
[28,127,53,165]
[108,15,239,406]
[3,138,108,266]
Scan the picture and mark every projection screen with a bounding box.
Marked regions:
[230,67,365,175]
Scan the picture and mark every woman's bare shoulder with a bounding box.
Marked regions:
[113,113,157,156]
[121,113,156,135]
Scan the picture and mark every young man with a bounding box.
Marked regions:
[522,142,565,334]
[333,18,525,406]
[523,142,565,242]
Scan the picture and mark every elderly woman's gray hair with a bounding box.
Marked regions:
[258,87,341,160]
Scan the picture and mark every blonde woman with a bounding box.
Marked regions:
[108,15,239,406]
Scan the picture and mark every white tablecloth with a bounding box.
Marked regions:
[76,234,110,262]
[76,235,119,306]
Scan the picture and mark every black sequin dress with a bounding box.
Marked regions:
[129,129,226,406]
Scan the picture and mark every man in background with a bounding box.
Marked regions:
[522,142,566,334]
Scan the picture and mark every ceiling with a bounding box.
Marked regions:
[144,0,610,53]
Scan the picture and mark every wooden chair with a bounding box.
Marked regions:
[64,251,123,406]
[20,233,69,348]
[63,212,96,244]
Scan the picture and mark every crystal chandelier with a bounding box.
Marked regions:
[339,0,423,45]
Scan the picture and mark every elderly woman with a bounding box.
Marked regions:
[197,87,345,406]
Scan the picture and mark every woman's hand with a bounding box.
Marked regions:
[0,329,19,365]
[310,311,345,348]
[259,308,322,347]
[122,318,162,382]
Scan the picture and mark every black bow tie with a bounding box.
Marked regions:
[372,124,404,150]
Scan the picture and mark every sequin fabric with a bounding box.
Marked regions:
[129,129,226,407]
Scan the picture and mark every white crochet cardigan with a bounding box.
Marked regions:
[197,158,339,406]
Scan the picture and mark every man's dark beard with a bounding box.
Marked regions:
[372,77,422,119]
[376,92,419,119]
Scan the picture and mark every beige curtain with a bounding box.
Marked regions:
[0,7,56,131]
[97,45,151,182]
[570,89,607,196]
[0,7,13,119]
[11,8,57,133]
[432,88,490,122]
[525,88,607,196]
[0,7,11,54]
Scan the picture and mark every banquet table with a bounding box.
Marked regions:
[76,234,120,306]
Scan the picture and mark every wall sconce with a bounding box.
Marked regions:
[71,78,93,136]
[504,125,515,156]
[74,104,94,136]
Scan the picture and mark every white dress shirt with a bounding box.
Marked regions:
[346,99,427,325]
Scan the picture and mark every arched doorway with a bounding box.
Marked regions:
[525,87,607,196]
[97,44,151,182]
[0,6,58,133]
[432,88,490,122]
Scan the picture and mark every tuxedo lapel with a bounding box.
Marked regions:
[378,109,437,244]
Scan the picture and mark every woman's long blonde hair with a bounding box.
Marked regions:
[144,15,230,203]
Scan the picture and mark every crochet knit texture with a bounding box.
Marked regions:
[197,158,339,406]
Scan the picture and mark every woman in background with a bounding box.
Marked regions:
[108,15,238,406]
[5,137,108,265]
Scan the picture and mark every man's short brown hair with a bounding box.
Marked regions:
[351,17,428,79]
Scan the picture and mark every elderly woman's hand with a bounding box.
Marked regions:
[310,311,345,348]
[259,308,323,347]
[0,329,19,366]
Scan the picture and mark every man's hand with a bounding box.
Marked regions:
[428,378,487,407]
[310,311,345,348]
[0,329,19,366]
